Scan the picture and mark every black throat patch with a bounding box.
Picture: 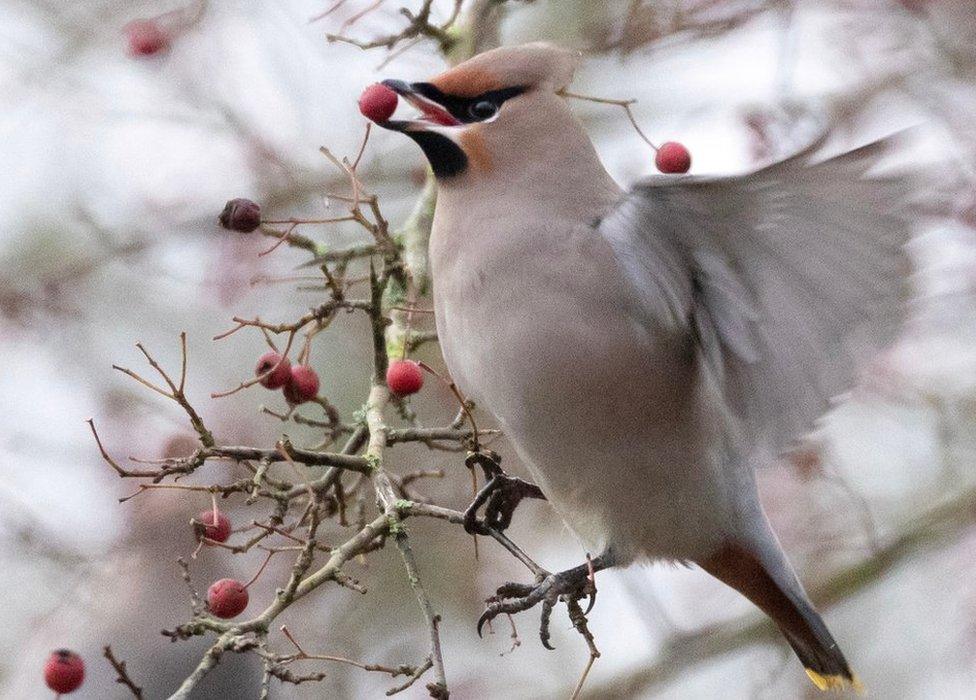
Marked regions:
[407,131,468,179]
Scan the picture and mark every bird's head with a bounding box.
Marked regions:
[377,42,584,182]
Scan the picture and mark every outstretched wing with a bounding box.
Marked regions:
[600,137,916,455]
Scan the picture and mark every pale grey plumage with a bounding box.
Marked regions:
[376,42,918,688]
[604,137,913,458]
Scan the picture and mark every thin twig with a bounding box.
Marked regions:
[558,89,659,152]
[103,646,145,699]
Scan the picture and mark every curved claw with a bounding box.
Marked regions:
[539,599,555,650]
[475,558,605,653]
[476,609,493,638]
[583,587,597,615]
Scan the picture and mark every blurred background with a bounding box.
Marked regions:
[2,0,976,698]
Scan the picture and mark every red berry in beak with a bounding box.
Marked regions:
[283,365,320,404]
[207,579,249,618]
[44,649,85,694]
[255,351,291,389]
[125,20,170,57]
[359,83,399,123]
[195,509,232,543]
[386,360,424,396]
[219,198,262,233]
[655,142,692,174]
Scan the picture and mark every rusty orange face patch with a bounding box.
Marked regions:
[459,127,492,173]
[430,68,501,99]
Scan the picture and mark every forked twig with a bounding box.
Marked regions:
[558,89,660,152]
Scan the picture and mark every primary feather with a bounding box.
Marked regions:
[601,136,915,456]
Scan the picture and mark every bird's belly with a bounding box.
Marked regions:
[435,298,725,562]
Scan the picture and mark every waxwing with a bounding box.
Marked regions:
[374,41,920,691]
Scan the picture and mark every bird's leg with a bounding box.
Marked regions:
[462,450,546,535]
[477,550,615,650]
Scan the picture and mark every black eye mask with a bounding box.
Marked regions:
[410,83,526,124]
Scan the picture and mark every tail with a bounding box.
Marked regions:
[700,540,862,692]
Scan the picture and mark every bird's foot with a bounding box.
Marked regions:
[477,553,611,650]
[463,450,545,535]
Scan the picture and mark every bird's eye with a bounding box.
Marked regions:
[469,100,498,121]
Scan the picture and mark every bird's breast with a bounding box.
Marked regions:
[428,214,718,558]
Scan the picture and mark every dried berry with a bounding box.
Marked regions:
[219,198,262,233]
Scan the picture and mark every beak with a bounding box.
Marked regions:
[378,79,462,131]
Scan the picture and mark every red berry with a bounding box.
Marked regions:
[359,83,398,123]
[255,351,291,389]
[386,360,424,396]
[44,649,84,694]
[207,579,249,618]
[283,365,320,404]
[655,141,692,174]
[195,509,232,543]
[219,198,262,233]
[125,20,170,57]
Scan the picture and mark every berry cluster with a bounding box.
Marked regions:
[255,351,320,405]
[187,359,426,627]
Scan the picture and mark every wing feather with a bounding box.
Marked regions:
[601,136,916,454]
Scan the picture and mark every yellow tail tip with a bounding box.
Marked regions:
[805,669,865,693]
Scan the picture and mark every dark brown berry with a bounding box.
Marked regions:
[219,198,261,233]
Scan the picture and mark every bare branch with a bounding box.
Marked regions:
[103,646,145,700]
[558,89,659,152]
